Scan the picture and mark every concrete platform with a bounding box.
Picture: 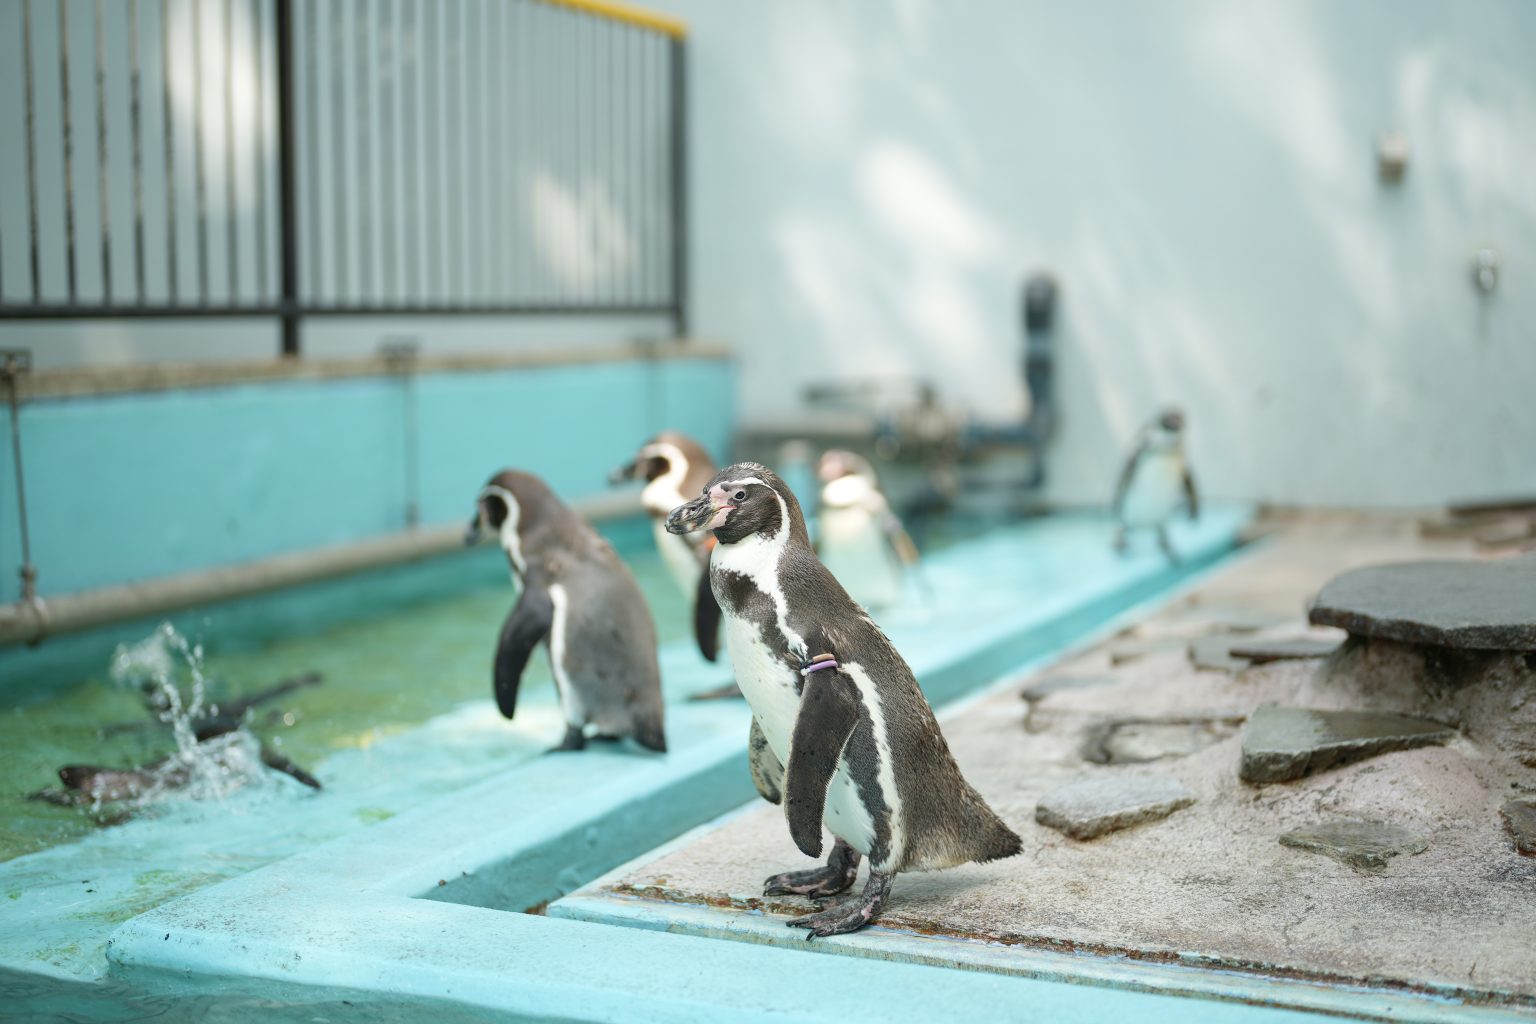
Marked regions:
[554,515,1536,1023]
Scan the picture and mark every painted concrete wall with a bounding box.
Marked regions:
[650,0,1536,507]
[0,356,733,602]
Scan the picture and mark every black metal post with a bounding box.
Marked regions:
[669,35,688,340]
[274,0,300,356]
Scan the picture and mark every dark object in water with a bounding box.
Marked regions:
[28,671,325,809]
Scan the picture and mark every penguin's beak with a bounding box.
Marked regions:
[464,514,485,546]
[666,494,714,535]
[608,458,640,486]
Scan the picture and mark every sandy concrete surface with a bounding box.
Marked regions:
[585,515,1536,1005]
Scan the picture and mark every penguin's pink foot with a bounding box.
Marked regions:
[764,840,860,898]
[786,871,893,939]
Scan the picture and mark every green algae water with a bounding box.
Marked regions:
[0,531,691,865]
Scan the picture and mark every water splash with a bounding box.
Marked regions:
[101,624,272,813]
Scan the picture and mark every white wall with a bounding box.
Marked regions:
[651,0,1536,507]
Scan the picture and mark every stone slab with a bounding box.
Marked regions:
[1308,558,1536,650]
[1227,637,1342,663]
[1035,775,1195,839]
[1082,718,1242,764]
[1188,634,1251,673]
[1502,799,1536,856]
[1240,706,1455,784]
[1278,818,1429,871]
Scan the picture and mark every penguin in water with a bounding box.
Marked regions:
[609,432,723,663]
[1112,408,1199,562]
[815,450,921,610]
[467,470,667,753]
[666,464,1020,938]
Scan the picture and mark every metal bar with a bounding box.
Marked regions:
[379,0,395,302]
[22,0,42,302]
[161,0,177,302]
[448,0,465,302]
[224,0,238,300]
[403,0,420,302]
[274,0,300,354]
[426,0,442,301]
[192,0,208,301]
[59,0,79,301]
[2,352,38,606]
[668,35,687,337]
[356,0,373,304]
[94,0,112,303]
[0,303,675,319]
[253,0,269,301]
[129,0,147,302]
[329,0,347,303]
[302,0,319,303]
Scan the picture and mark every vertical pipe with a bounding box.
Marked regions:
[275,0,300,354]
[192,0,208,302]
[379,0,395,304]
[2,354,38,606]
[161,0,178,302]
[329,0,347,304]
[59,0,79,302]
[94,0,112,303]
[302,0,319,304]
[669,35,687,338]
[22,0,43,302]
[403,0,420,302]
[130,0,147,302]
[224,0,238,300]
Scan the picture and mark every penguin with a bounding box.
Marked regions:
[467,469,666,753]
[610,432,724,663]
[666,463,1020,938]
[815,450,921,610]
[1112,408,1199,562]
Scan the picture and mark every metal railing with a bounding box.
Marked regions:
[0,0,688,354]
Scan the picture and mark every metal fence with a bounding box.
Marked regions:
[0,0,688,354]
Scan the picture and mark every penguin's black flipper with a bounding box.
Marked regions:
[493,584,554,719]
[1111,436,1149,522]
[785,670,861,859]
[1183,466,1200,520]
[693,571,722,663]
[748,716,784,805]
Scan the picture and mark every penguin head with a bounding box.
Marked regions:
[1146,408,1187,451]
[666,462,809,546]
[467,470,557,573]
[610,433,716,515]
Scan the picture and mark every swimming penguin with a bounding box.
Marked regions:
[609,432,723,662]
[467,470,667,753]
[1112,408,1199,561]
[815,450,921,610]
[666,464,1020,937]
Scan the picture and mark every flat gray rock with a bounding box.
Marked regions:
[1107,636,1188,665]
[1187,634,1251,673]
[1279,818,1428,871]
[1240,705,1455,784]
[1308,557,1536,651]
[1035,775,1195,839]
[1082,718,1241,764]
[1502,799,1536,856]
[1019,674,1117,702]
[1227,636,1342,663]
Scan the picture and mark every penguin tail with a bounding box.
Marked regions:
[974,820,1023,864]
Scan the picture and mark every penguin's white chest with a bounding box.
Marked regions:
[652,520,704,597]
[1123,452,1187,526]
[819,505,901,609]
[722,614,880,858]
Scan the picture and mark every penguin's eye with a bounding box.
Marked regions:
[733,489,746,501]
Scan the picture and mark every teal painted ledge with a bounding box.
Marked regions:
[0,352,733,604]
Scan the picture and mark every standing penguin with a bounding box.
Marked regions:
[1112,408,1199,562]
[467,470,666,753]
[815,450,921,610]
[610,432,724,663]
[666,464,1020,937]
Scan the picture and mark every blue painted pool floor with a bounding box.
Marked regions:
[0,506,1285,1021]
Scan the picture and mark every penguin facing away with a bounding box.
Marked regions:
[610,432,724,663]
[467,469,666,754]
[1112,408,1199,562]
[666,463,1020,938]
[816,450,921,611]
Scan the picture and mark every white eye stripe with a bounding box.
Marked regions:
[720,477,767,491]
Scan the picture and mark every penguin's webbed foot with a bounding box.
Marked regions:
[547,725,586,753]
[786,870,893,939]
[764,839,860,898]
